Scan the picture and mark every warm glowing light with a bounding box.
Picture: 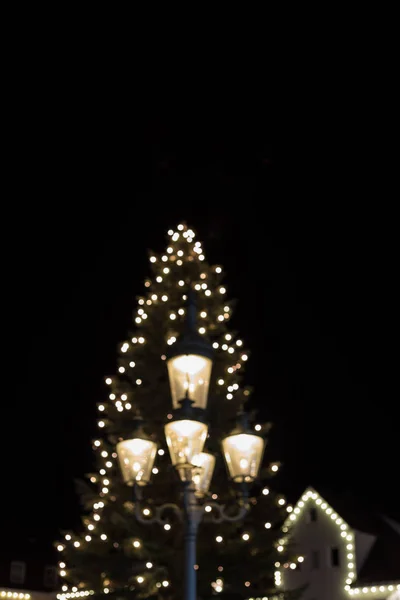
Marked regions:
[164,523,171,531]
[191,452,215,496]
[105,378,112,385]
[133,540,141,548]
[216,536,223,543]
[117,438,157,486]
[242,533,250,541]
[165,419,208,469]
[222,433,264,482]
[167,354,212,410]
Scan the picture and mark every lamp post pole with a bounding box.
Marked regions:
[182,483,202,600]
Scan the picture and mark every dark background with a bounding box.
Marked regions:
[2,101,398,554]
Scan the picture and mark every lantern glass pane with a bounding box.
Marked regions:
[191,452,215,496]
[167,354,212,409]
[165,419,208,467]
[222,433,264,483]
[117,438,157,486]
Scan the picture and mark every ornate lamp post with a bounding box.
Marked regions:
[116,294,265,600]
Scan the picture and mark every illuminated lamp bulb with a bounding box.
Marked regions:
[205,289,211,296]
[216,536,223,543]
[105,378,112,385]
[163,267,169,274]
[156,277,162,283]
[161,255,168,262]
[118,366,125,373]
[265,522,271,529]
[150,256,156,263]
[242,533,250,541]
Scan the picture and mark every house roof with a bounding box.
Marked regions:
[286,486,400,585]
[356,526,400,584]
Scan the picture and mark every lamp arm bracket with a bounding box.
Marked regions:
[204,501,249,523]
[134,499,183,525]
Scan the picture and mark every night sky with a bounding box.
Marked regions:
[2,114,398,555]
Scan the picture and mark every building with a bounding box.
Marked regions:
[0,538,58,600]
[280,487,400,600]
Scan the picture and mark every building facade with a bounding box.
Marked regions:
[280,487,400,600]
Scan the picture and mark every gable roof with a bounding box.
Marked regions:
[280,486,400,595]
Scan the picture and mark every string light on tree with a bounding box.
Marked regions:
[56,222,290,600]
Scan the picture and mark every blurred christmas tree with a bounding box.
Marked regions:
[56,223,302,599]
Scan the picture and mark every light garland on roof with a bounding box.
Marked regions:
[0,593,30,599]
[57,592,94,599]
[279,487,400,598]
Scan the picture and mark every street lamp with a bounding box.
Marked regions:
[116,293,265,600]
[116,416,157,487]
[166,291,213,410]
[222,411,265,484]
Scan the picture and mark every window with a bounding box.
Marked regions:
[44,566,57,588]
[10,561,26,584]
[309,508,318,522]
[331,547,340,567]
[311,550,320,570]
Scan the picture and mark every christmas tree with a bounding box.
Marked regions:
[56,224,302,599]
